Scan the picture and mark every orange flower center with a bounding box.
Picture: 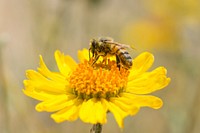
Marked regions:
[69,60,129,99]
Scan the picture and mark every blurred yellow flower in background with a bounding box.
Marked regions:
[122,0,200,53]
[145,0,200,18]
[23,49,170,128]
[121,16,178,51]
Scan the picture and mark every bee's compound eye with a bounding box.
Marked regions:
[90,39,94,45]
[90,39,95,45]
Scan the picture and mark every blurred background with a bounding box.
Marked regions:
[0,0,200,133]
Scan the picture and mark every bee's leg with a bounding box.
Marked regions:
[102,54,108,65]
[89,49,95,60]
[92,55,100,65]
[116,55,121,70]
[102,57,107,65]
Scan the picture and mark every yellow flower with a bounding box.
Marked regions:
[23,49,170,128]
[121,17,177,51]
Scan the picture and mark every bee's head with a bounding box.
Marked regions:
[89,39,100,54]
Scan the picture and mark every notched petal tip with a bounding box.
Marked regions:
[51,114,64,123]
[35,103,44,112]
[78,48,89,62]
[167,77,171,83]
[142,52,154,58]
[131,52,154,75]
[150,97,163,109]
[25,70,39,80]
[55,50,62,56]
[137,52,154,63]
[54,50,72,76]
[155,67,171,89]
[157,66,167,74]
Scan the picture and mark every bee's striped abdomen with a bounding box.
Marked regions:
[112,45,132,69]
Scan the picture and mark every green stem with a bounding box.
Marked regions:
[90,123,102,133]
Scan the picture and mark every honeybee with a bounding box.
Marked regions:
[89,37,132,69]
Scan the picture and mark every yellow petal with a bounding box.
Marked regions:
[37,55,66,83]
[127,67,170,94]
[79,98,107,124]
[105,100,129,128]
[35,94,76,112]
[121,93,163,109]
[55,50,77,76]
[25,70,68,94]
[51,98,83,123]
[78,48,89,62]
[110,97,140,116]
[129,52,154,79]
[23,88,54,101]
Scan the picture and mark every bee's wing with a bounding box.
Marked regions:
[118,43,131,49]
[107,41,131,48]
[118,43,137,50]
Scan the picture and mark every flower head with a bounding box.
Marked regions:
[23,49,170,128]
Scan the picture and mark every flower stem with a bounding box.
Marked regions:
[90,123,102,133]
